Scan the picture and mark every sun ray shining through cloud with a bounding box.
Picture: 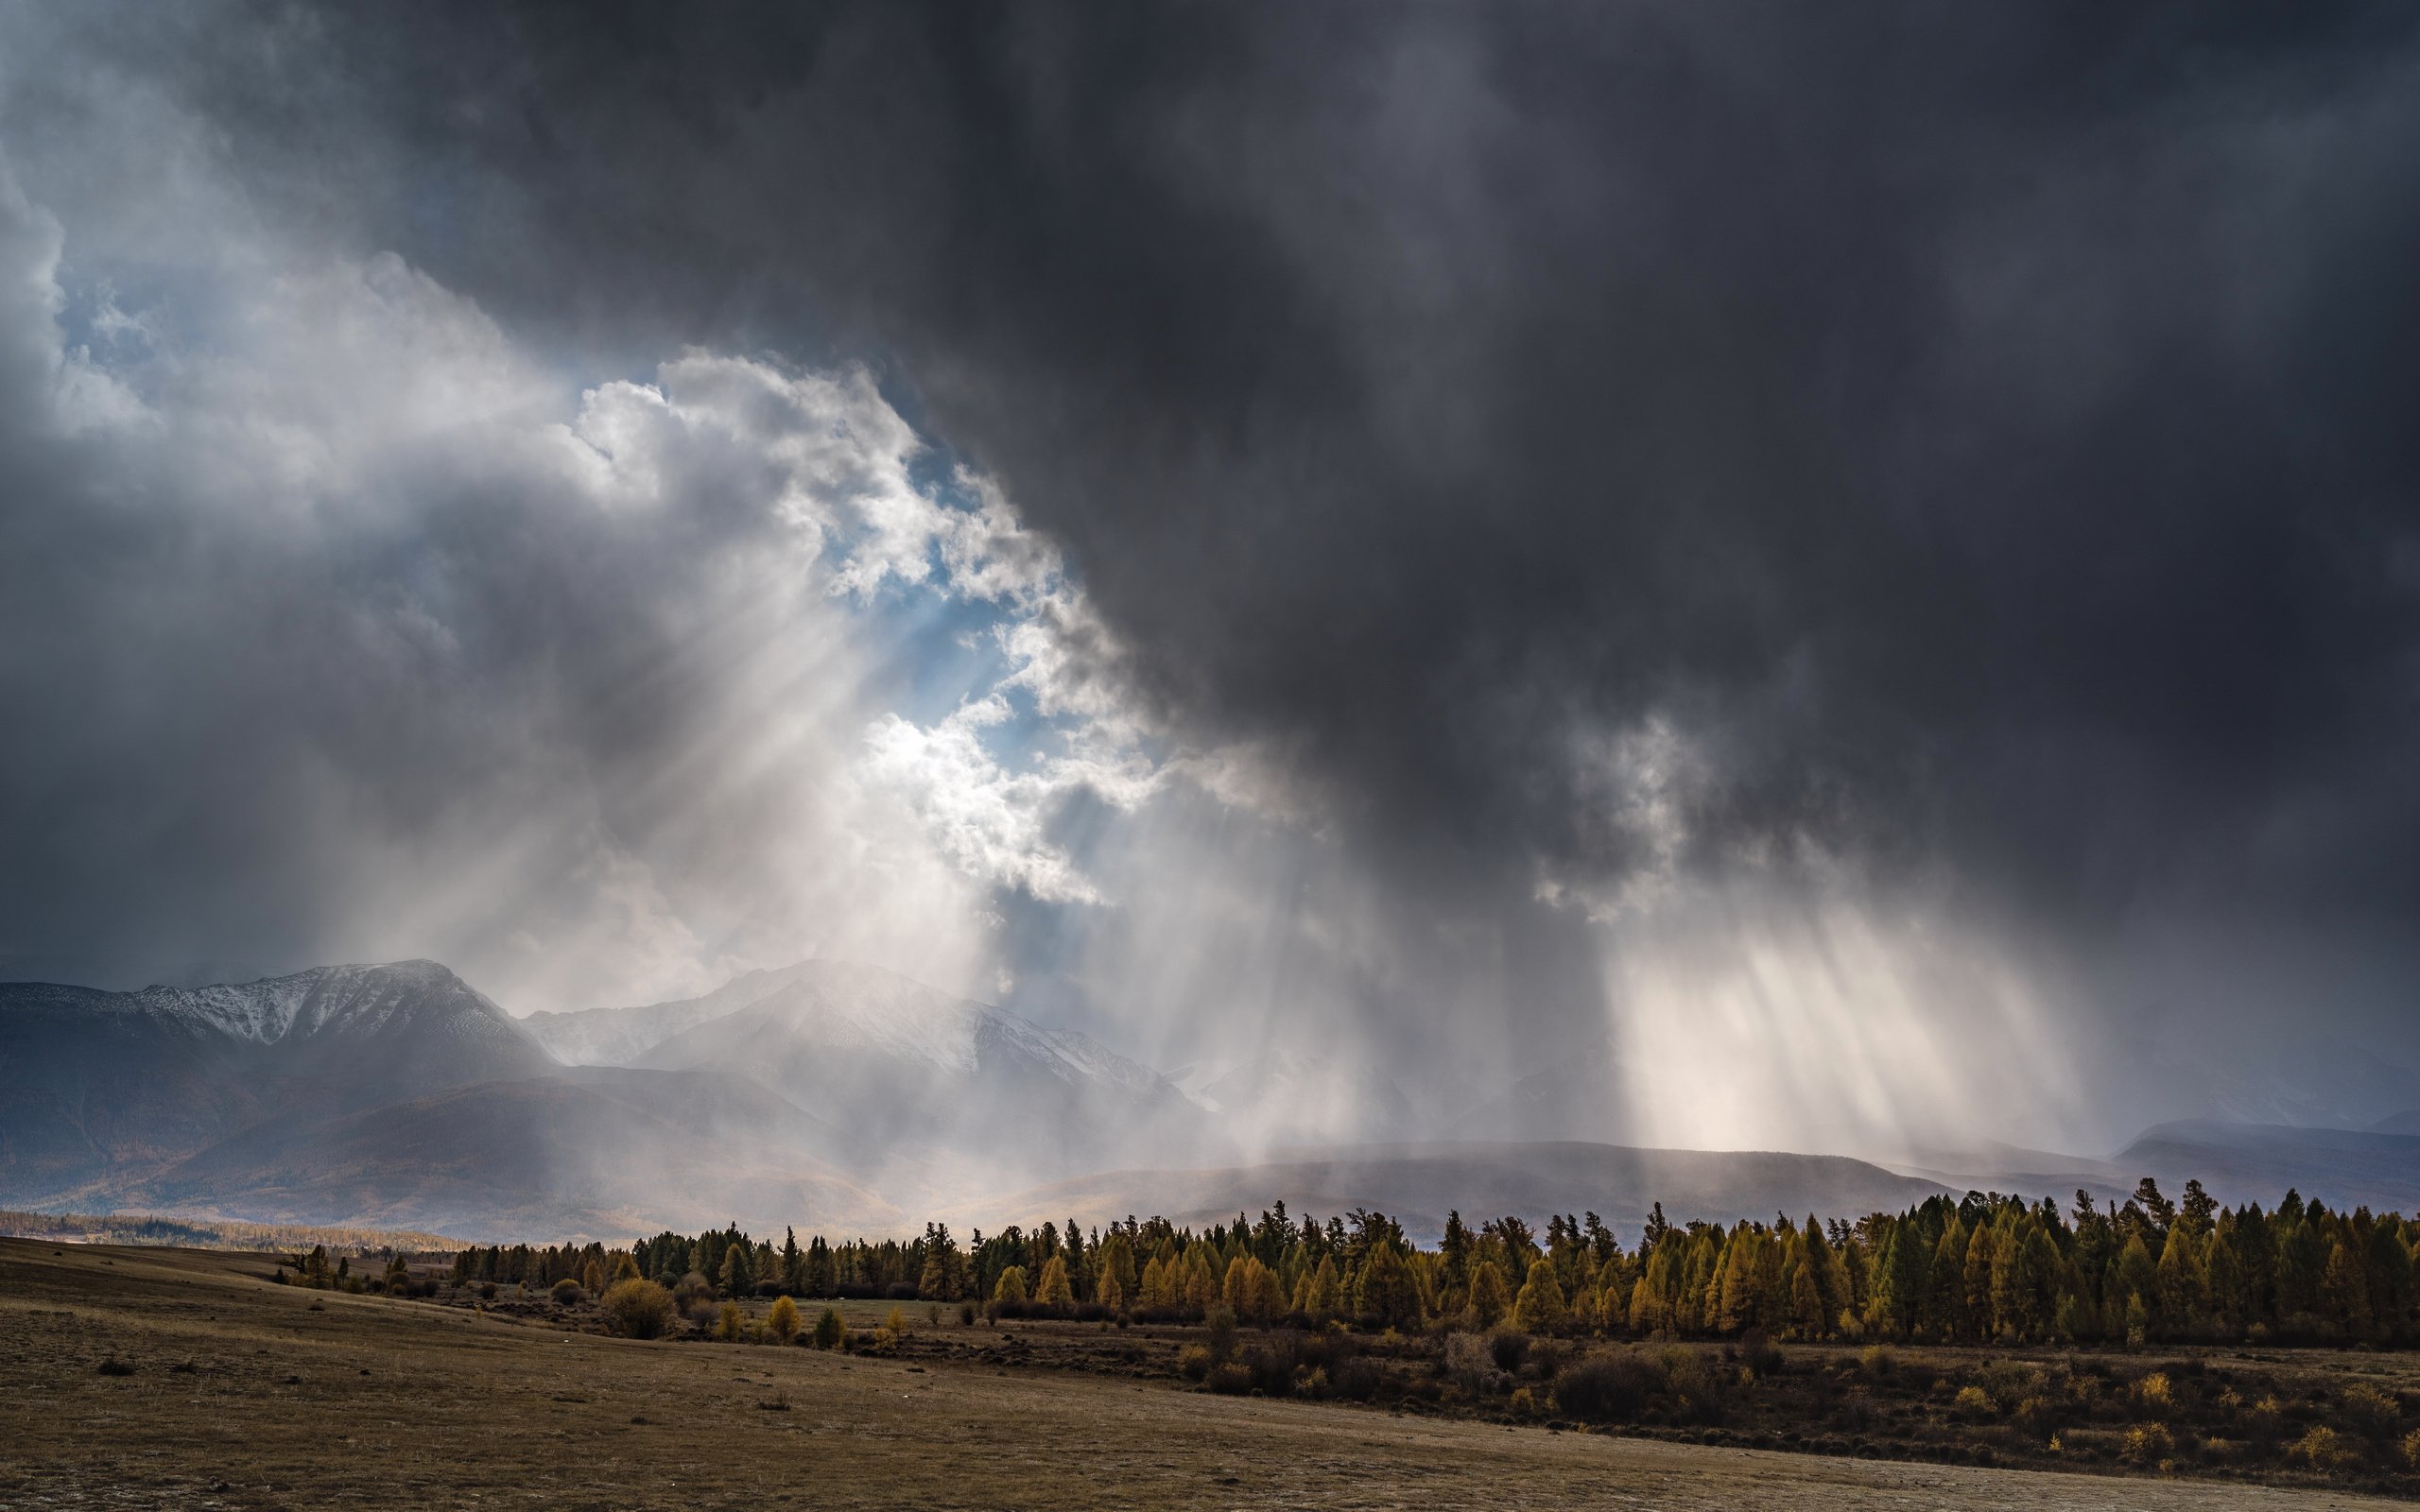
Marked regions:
[7,1,2420,1210]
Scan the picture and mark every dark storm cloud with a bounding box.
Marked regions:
[182,2,2420,916]
[7,2,2420,1078]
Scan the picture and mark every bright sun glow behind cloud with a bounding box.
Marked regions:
[2,131,2111,1160]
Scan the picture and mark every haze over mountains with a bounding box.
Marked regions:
[5,957,2418,1243]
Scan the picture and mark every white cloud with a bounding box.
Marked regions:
[0,145,1100,1010]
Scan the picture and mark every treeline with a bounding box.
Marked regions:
[448,1179,2420,1349]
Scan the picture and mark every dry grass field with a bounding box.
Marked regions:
[0,1237,2408,1511]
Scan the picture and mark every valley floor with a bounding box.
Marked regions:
[0,1238,2404,1511]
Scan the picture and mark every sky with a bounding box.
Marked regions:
[3,2,2417,1159]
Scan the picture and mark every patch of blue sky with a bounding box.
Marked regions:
[855,577,1017,729]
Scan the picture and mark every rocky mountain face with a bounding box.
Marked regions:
[0,961,556,1204]
[0,956,1211,1234]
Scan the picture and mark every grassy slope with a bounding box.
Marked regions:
[0,1238,2403,1510]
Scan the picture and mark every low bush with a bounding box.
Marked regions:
[1489,1331,1529,1374]
[767,1295,803,1345]
[2130,1372,2172,1418]
[549,1279,585,1306]
[2290,1425,2347,1469]
[1554,1351,1666,1424]
[2340,1383,2399,1441]
[2122,1422,2174,1466]
[1736,1327,1783,1377]
[1203,1362,1253,1395]
[812,1306,845,1349]
[600,1279,677,1340]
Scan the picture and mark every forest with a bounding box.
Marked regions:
[441,1178,2417,1349]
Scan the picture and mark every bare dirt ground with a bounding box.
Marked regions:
[0,1239,2404,1511]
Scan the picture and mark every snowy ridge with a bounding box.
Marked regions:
[107,959,526,1050]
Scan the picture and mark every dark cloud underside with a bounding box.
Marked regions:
[5,1,2418,1131]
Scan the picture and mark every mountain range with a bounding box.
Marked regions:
[6,956,2418,1242]
[0,957,1209,1238]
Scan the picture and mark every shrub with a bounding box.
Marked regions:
[883,1305,908,1339]
[2400,1426,2420,1470]
[1204,1362,1253,1395]
[1203,1305,1237,1362]
[600,1279,677,1340]
[2290,1425,2347,1469]
[1737,1327,1782,1377]
[1656,1348,1730,1425]
[1858,1344,1896,1377]
[2130,1371,2171,1417]
[1953,1384,1996,1421]
[2341,1383,2398,1440]
[958,1302,976,1326]
[1526,1336,1569,1381]
[1489,1331,1529,1374]
[2243,1395,2286,1445]
[95,1358,135,1377]
[767,1295,803,1345]
[1177,1344,1214,1382]
[714,1301,746,1341]
[1554,1351,1666,1424]
[1442,1332,1501,1398]
[2122,1423,2173,1465]
[550,1279,585,1306]
[812,1307,845,1349]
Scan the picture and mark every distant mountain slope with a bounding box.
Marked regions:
[519,963,822,1066]
[1168,1051,1417,1144]
[0,961,554,1203]
[91,1066,898,1242]
[1876,1141,2135,1207]
[2371,1109,2420,1137]
[941,1140,1953,1246]
[635,960,1208,1184]
[2112,1120,2420,1212]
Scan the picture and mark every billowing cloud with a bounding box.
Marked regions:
[7,4,2420,1154]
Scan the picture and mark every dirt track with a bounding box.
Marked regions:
[0,1240,2403,1510]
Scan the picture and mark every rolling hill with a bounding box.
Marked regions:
[2110,1119,2420,1213]
[940,1139,1956,1246]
